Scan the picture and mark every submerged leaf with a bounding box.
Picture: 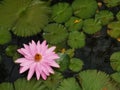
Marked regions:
[57,78,81,90]
[0,0,50,37]
[95,10,114,25]
[83,19,102,34]
[72,0,98,19]
[43,23,68,44]
[65,16,83,31]
[51,2,72,23]
[78,70,117,90]
[68,31,86,48]
[110,51,120,71]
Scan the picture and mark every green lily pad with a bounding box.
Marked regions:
[116,11,120,21]
[0,0,50,37]
[110,51,120,71]
[0,28,11,45]
[51,2,72,23]
[83,19,102,34]
[57,53,70,72]
[68,31,86,49]
[57,78,82,90]
[65,16,83,31]
[0,83,13,90]
[72,0,98,19]
[78,70,117,90]
[95,10,114,25]
[69,58,83,72]
[43,23,68,44]
[103,0,120,7]
[107,21,120,38]
[111,72,120,83]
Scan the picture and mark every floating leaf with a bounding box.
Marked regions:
[83,19,102,34]
[14,78,47,90]
[51,2,72,23]
[111,72,120,83]
[65,16,83,31]
[65,49,75,58]
[103,0,120,7]
[43,23,68,44]
[44,72,63,90]
[107,21,120,38]
[0,83,13,90]
[57,53,70,72]
[72,0,98,19]
[95,10,114,25]
[68,31,86,48]
[0,28,11,45]
[0,0,50,37]
[116,11,120,21]
[110,51,120,71]
[78,70,117,90]
[69,58,83,72]
[57,78,82,90]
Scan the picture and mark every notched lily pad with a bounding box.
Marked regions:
[83,19,102,34]
[67,31,86,49]
[72,0,98,19]
[95,10,114,25]
[107,21,120,38]
[0,28,11,45]
[43,23,68,44]
[69,58,83,72]
[65,16,83,31]
[110,51,120,71]
[51,2,72,23]
[103,0,120,7]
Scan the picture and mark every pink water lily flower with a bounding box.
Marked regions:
[15,40,60,80]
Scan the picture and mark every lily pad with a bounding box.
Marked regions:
[83,19,102,34]
[0,0,50,37]
[0,28,11,45]
[51,2,72,23]
[116,11,120,21]
[95,10,114,25]
[72,0,98,19]
[111,72,120,83]
[110,51,120,71]
[69,58,83,72]
[107,21,120,38]
[43,23,68,44]
[65,16,83,31]
[103,0,120,7]
[68,31,86,49]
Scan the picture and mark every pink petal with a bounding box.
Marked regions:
[29,40,37,56]
[20,48,32,57]
[43,63,54,74]
[17,49,25,55]
[35,67,40,80]
[20,65,30,73]
[27,63,36,80]
[15,58,28,63]
[20,61,34,66]
[49,61,60,68]
[46,46,56,54]
[41,71,47,80]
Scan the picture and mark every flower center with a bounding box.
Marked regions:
[34,53,42,62]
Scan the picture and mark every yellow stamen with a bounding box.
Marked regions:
[74,19,81,23]
[61,48,66,53]
[117,38,120,42]
[34,53,42,62]
[98,2,102,7]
